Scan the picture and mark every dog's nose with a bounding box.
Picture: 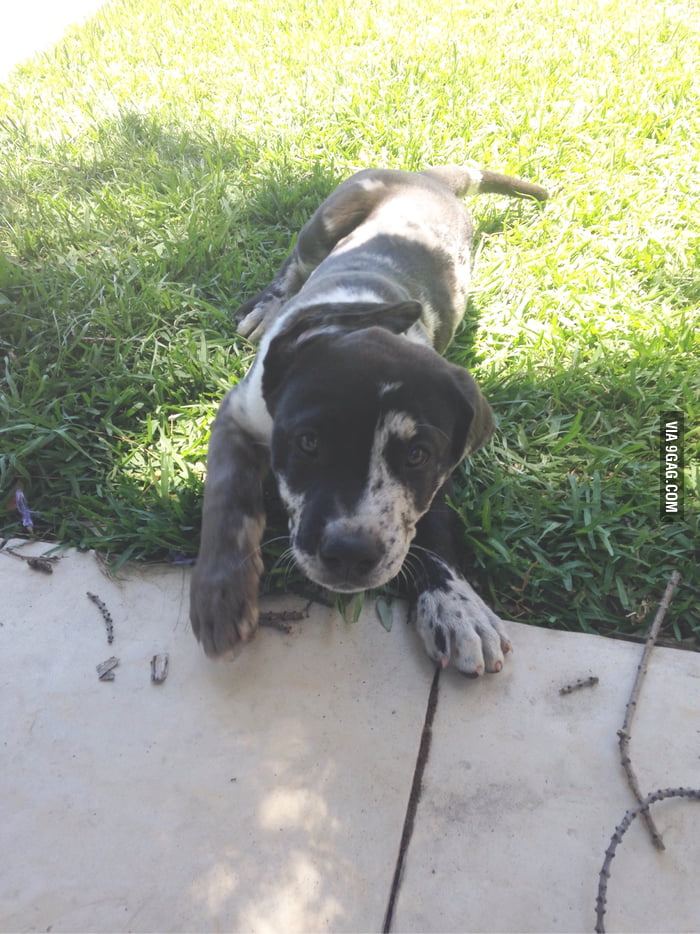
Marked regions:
[320,530,382,580]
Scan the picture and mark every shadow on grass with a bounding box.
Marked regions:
[1,111,343,553]
[2,114,696,647]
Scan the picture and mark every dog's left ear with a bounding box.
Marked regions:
[448,364,495,458]
[262,300,422,401]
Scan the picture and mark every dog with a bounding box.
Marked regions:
[190,165,548,675]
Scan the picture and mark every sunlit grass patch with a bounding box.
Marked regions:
[1,0,697,641]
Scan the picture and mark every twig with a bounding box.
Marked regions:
[87,591,115,644]
[26,155,80,172]
[259,608,307,633]
[617,570,681,850]
[509,560,538,594]
[677,579,700,598]
[595,786,700,933]
[26,556,54,574]
[559,675,599,695]
[3,546,59,574]
[150,653,169,683]
[96,656,119,681]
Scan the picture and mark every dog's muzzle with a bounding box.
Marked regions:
[317,527,384,591]
[293,516,408,593]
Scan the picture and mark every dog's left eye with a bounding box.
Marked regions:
[405,444,430,468]
[296,431,319,456]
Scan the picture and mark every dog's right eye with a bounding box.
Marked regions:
[405,444,430,468]
[296,431,319,456]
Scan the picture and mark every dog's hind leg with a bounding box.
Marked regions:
[238,170,409,340]
[237,254,308,340]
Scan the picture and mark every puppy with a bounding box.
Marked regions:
[190,165,548,674]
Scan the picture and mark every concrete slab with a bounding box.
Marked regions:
[0,541,433,932]
[392,623,700,934]
[2,541,699,933]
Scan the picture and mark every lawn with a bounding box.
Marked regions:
[1,0,698,643]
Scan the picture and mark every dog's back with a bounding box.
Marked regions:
[238,165,548,350]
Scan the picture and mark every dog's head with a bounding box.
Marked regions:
[261,302,493,593]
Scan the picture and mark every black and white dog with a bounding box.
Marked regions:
[190,165,548,675]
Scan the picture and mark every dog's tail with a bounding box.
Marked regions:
[423,165,549,202]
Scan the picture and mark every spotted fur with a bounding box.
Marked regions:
[285,410,429,591]
[190,165,547,672]
[412,558,512,674]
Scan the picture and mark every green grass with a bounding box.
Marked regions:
[1,0,698,642]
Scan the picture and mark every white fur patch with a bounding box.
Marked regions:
[227,359,273,441]
[301,282,386,306]
[277,476,305,533]
[414,565,512,675]
[356,174,385,193]
[234,514,267,560]
[462,167,484,196]
[381,410,417,441]
[282,409,424,591]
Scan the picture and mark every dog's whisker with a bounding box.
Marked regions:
[396,564,415,591]
[408,542,443,565]
[281,551,301,589]
[261,534,292,551]
[263,544,296,582]
[398,554,419,584]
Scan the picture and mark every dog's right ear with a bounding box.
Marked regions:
[262,300,422,403]
[439,360,495,461]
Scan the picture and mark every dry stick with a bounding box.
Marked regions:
[259,608,307,633]
[4,547,59,573]
[559,675,599,695]
[595,786,700,933]
[96,656,119,681]
[150,653,169,684]
[87,591,115,644]
[26,556,54,574]
[678,579,700,598]
[617,570,681,851]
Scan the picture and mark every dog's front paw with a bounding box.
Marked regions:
[190,553,262,658]
[414,569,512,676]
